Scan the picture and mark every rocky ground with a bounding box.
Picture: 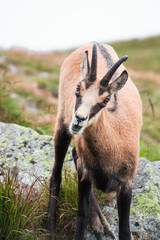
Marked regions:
[0,122,160,239]
[85,157,160,240]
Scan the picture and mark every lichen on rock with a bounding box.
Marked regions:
[0,122,55,185]
[0,122,160,239]
[85,159,160,240]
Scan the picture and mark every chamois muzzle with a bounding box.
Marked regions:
[70,114,88,135]
[100,55,128,87]
[71,123,82,133]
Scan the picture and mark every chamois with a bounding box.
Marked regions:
[47,42,142,240]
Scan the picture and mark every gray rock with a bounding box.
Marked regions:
[0,122,72,186]
[0,122,55,185]
[85,158,160,240]
[0,122,160,239]
[131,158,160,239]
[39,71,51,78]
[0,56,6,63]
[8,63,19,73]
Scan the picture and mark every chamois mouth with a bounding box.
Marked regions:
[70,123,83,135]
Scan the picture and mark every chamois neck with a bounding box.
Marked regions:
[83,110,110,140]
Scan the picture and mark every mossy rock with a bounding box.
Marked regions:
[0,122,72,186]
[0,122,160,239]
[89,158,160,240]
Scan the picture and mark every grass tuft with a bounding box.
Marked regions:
[0,170,49,240]
[56,163,78,239]
[0,164,79,240]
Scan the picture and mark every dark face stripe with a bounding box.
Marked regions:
[85,79,92,89]
[99,86,110,96]
[75,95,82,112]
[89,103,103,120]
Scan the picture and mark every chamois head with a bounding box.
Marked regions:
[69,44,128,135]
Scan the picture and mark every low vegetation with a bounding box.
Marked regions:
[0,165,79,240]
[0,162,114,240]
[112,36,160,73]
[0,71,31,127]
[0,170,48,239]
[112,37,160,161]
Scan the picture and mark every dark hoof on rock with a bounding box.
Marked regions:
[94,230,104,240]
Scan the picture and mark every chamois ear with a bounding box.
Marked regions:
[81,51,90,81]
[108,70,128,93]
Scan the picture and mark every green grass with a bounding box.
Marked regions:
[140,139,160,161]
[111,36,160,73]
[0,51,54,73]
[0,68,57,135]
[0,72,31,127]
[56,163,78,239]
[13,89,56,135]
[36,75,59,93]
[15,89,52,110]
[0,170,49,240]
[0,163,79,240]
[132,76,160,161]
[36,124,54,135]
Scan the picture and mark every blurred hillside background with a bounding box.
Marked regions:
[0,36,160,161]
[0,0,160,161]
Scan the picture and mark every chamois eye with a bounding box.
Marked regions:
[75,83,81,96]
[103,99,108,104]
[101,96,111,106]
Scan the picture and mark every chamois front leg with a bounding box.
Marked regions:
[47,122,71,240]
[117,184,132,240]
[75,171,91,240]
[72,148,114,240]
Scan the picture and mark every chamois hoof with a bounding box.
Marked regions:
[99,214,115,239]
[93,229,115,240]
[106,230,115,239]
[93,230,104,240]
[103,224,115,239]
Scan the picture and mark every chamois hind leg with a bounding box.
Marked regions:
[89,191,115,240]
[117,184,132,240]
[72,148,115,240]
[47,121,71,240]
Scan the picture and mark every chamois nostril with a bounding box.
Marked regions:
[75,114,87,122]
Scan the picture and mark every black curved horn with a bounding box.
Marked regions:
[100,55,128,87]
[88,43,97,82]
